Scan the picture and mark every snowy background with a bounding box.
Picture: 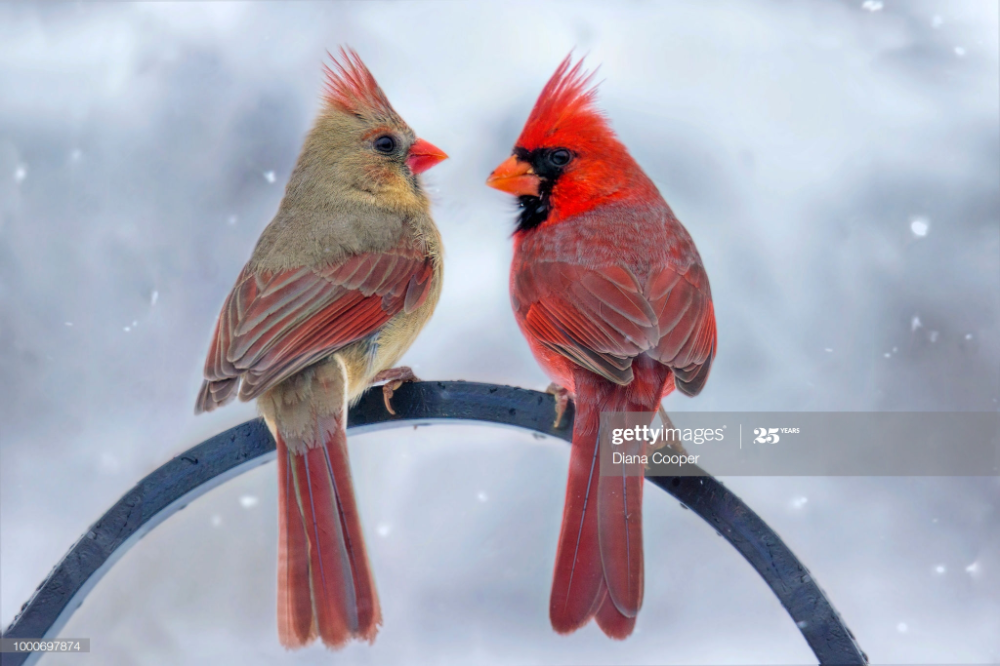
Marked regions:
[1,1,998,664]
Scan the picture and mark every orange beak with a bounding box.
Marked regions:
[486,155,540,197]
[407,138,448,175]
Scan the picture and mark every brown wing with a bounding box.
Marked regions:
[196,248,434,413]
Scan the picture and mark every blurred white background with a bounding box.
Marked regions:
[1,1,998,664]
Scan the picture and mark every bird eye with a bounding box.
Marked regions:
[549,149,572,167]
[374,135,396,154]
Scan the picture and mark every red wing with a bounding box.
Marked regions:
[645,261,716,395]
[513,259,715,393]
[516,262,656,385]
[197,248,434,412]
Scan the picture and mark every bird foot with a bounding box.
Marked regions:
[372,367,419,416]
[546,383,572,429]
[655,404,689,455]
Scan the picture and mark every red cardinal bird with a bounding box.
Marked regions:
[487,57,716,639]
[196,49,447,649]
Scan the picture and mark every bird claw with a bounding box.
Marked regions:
[372,367,419,416]
[546,383,572,429]
[656,404,689,455]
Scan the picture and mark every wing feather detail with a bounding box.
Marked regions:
[196,246,434,412]
[512,239,715,391]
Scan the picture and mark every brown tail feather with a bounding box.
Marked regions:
[276,417,381,649]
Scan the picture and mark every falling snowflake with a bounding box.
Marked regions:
[376,523,391,537]
[13,165,27,183]
[861,0,883,11]
[239,495,259,509]
[263,171,276,184]
[911,316,922,332]
[910,216,930,237]
[477,491,489,503]
[954,46,966,57]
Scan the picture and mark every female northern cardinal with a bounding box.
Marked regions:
[195,49,447,649]
[487,57,716,639]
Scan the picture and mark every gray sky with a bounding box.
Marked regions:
[1,1,998,664]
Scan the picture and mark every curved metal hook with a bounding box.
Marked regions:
[1,382,866,665]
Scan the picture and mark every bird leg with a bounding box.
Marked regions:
[371,366,419,416]
[546,383,572,429]
[656,404,689,455]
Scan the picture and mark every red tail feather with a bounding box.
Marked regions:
[550,398,605,633]
[551,359,671,638]
[277,436,316,647]
[594,582,637,639]
[598,435,645,617]
[276,417,381,649]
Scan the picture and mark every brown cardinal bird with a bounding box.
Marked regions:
[195,49,446,649]
[487,57,716,639]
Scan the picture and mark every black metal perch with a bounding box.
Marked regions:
[2,381,867,665]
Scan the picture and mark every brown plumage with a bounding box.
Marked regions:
[195,48,447,649]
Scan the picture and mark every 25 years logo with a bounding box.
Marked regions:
[753,428,780,444]
[753,427,800,444]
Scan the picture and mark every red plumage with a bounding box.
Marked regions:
[516,57,602,151]
[321,47,398,118]
[489,55,717,639]
[275,412,381,647]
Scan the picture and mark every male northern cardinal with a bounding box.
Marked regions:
[487,57,716,639]
[195,49,446,649]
